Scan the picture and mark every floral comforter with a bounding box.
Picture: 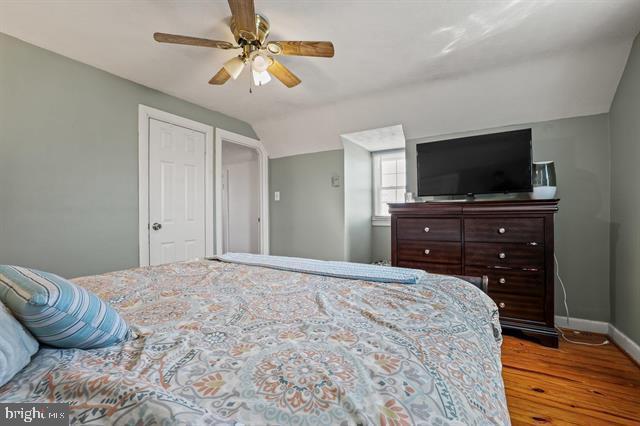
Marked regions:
[0,260,509,425]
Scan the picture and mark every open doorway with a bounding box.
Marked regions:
[215,129,269,255]
[221,142,260,253]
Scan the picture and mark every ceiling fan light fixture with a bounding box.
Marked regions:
[223,56,245,80]
[251,53,272,73]
[252,70,271,86]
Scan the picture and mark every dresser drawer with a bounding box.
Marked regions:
[396,218,461,241]
[490,291,545,322]
[465,242,544,268]
[465,265,544,297]
[397,261,462,276]
[397,240,462,264]
[464,218,544,244]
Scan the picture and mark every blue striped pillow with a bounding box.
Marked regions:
[0,266,131,349]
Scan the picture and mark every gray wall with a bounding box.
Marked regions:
[343,141,372,263]
[609,33,640,345]
[0,33,257,278]
[269,145,385,265]
[406,114,611,322]
[269,150,345,260]
[371,226,391,263]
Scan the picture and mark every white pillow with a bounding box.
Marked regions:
[0,301,38,386]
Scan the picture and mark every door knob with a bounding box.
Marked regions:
[498,252,506,259]
[152,223,162,231]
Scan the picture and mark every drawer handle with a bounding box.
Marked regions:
[499,302,506,309]
[527,242,538,246]
[498,252,506,259]
[498,277,506,284]
[424,249,430,255]
[424,227,430,233]
[498,227,506,234]
[522,267,539,272]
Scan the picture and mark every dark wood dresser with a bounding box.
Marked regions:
[390,199,559,347]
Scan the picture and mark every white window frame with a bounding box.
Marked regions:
[372,149,406,227]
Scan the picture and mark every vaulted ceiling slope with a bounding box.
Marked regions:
[2,1,640,158]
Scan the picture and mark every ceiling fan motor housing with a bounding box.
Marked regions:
[230,14,270,46]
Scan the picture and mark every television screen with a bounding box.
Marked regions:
[416,129,532,197]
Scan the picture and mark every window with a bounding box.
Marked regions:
[373,150,406,225]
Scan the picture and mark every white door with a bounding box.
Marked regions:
[149,118,206,265]
[221,142,260,253]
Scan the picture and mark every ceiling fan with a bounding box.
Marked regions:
[153,0,334,89]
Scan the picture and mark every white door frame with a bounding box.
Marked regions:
[215,128,269,255]
[138,105,214,266]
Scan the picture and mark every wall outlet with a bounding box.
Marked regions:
[274,191,280,201]
[331,175,341,187]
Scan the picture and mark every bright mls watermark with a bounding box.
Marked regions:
[0,404,69,425]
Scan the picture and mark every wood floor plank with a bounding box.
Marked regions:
[502,330,640,425]
[503,370,640,420]
[507,394,630,426]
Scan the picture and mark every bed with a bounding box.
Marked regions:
[0,256,509,425]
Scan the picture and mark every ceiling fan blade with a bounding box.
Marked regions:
[209,68,231,85]
[228,0,257,41]
[267,41,334,58]
[268,59,301,88]
[154,33,235,49]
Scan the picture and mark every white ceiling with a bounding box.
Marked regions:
[342,125,406,152]
[256,38,633,158]
[2,1,639,157]
[2,1,639,125]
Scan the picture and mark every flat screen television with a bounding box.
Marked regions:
[416,129,532,197]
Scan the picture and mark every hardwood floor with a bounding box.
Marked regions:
[502,330,640,425]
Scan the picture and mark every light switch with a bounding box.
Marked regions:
[274,191,280,201]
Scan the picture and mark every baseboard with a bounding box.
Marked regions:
[554,315,609,334]
[608,323,640,365]
[554,315,640,364]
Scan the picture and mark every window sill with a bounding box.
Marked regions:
[372,216,391,227]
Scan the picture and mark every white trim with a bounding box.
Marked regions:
[554,315,640,364]
[554,315,609,334]
[215,128,269,255]
[138,105,215,266]
[609,323,640,364]
[372,216,391,227]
